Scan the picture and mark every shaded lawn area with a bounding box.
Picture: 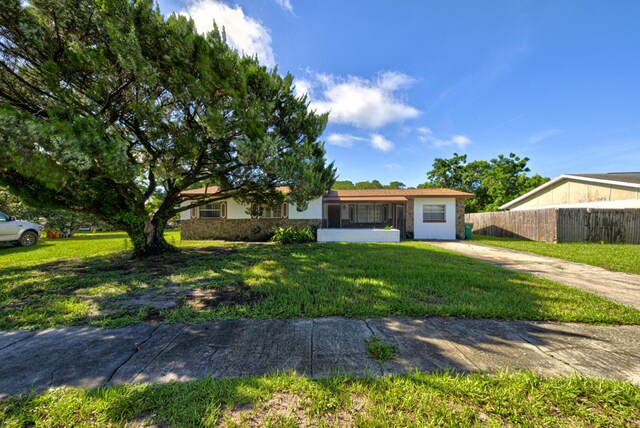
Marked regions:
[472,234,640,275]
[1,371,638,427]
[1,232,640,329]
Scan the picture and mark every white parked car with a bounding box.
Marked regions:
[0,211,42,247]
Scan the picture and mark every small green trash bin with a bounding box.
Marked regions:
[464,223,473,240]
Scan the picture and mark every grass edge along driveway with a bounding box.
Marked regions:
[471,234,640,275]
[1,232,640,329]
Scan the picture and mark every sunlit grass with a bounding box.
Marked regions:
[1,371,638,427]
[472,234,640,274]
[1,231,640,329]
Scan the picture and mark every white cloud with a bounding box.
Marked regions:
[417,128,471,150]
[274,0,293,13]
[181,0,276,67]
[385,163,402,171]
[304,71,420,128]
[370,134,394,151]
[528,129,562,145]
[417,127,433,142]
[326,133,394,152]
[293,79,311,98]
[326,133,365,148]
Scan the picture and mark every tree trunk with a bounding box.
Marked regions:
[129,219,177,258]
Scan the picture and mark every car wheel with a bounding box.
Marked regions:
[17,231,38,247]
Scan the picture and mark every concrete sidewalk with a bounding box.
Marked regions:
[428,241,640,310]
[1,317,639,398]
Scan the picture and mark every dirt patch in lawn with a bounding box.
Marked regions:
[182,284,263,311]
[220,392,372,427]
[87,283,262,320]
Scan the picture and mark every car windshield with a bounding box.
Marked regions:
[0,212,8,221]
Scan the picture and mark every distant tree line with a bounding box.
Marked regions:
[335,153,548,213]
[419,153,549,212]
[332,180,406,189]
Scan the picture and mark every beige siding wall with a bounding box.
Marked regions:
[512,179,640,210]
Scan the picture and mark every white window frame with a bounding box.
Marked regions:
[199,202,225,219]
[259,205,283,218]
[423,204,446,223]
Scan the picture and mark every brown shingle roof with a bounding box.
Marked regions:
[325,188,474,199]
[181,187,474,198]
[181,186,290,195]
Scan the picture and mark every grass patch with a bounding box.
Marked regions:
[2,231,640,329]
[472,234,640,274]
[1,371,638,427]
[365,336,399,368]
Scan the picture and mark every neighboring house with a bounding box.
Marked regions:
[180,187,474,241]
[500,173,640,211]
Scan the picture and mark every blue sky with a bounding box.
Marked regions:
[158,0,640,187]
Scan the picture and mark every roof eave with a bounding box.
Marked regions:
[499,174,640,210]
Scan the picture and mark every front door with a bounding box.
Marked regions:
[327,204,341,228]
[395,205,405,238]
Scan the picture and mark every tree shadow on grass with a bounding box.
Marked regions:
[1,241,639,331]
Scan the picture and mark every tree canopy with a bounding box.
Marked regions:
[332,180,406,190]
[0,0,335,256]
[419,153,548,212]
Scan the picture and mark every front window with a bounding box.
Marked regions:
[200,203,222,218]
[259,205,281,218]
[423,204,446,222]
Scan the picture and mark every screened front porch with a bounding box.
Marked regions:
[322,197,408,239]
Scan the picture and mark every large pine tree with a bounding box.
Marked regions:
[0,0,335,257]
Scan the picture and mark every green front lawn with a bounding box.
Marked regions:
[2,371,638,427]
[472,234,640,274]
[1,232,639,329]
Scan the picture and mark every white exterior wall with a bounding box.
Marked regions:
[288,197,323,219]
[179,196,323,220]
[317,228,400,242]
[179,201,191,221]
[226,199,251,219]
[413,198,456,240]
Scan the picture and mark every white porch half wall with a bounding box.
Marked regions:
[413,198,457,240]
[317,228,400,243]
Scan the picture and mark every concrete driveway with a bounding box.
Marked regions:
[428,241,640,310]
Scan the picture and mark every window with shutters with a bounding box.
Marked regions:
[199,202,223,218]
[422,204,446,222]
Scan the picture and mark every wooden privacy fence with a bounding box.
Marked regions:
[465,208,640,244]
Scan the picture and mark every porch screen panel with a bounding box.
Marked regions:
[355,204,385,222]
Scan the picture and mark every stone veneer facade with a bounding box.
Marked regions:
[455,198,466,239]
[405,200,415,237]
[181,218,322,241]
